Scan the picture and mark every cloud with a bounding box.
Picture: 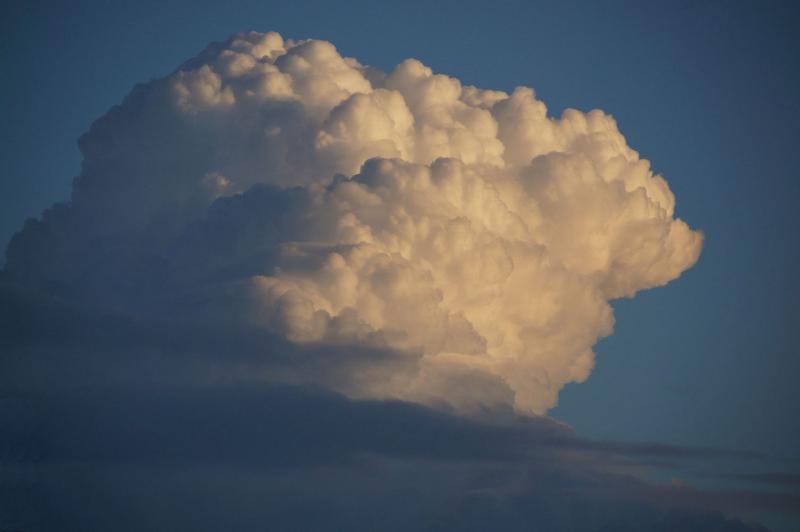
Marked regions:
[3,31,702,415]
[720,473,800,487]
[13,29,785,531]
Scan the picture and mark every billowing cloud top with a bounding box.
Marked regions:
[4,31,702,414]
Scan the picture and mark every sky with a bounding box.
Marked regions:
[1,1,799,531]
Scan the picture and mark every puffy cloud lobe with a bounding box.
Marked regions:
[3,31,702,414]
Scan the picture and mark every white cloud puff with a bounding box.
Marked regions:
[4,31,702,414]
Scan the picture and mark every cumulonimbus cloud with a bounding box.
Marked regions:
[4,31,702,414]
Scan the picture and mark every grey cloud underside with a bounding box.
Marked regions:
[0,387,786,532]
[1,286,796,531]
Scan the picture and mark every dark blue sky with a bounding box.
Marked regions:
[2,2,799,528]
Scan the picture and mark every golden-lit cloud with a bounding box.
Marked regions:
[5,31,702,414]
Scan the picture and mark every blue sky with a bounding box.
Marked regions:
[2,1,799,530]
